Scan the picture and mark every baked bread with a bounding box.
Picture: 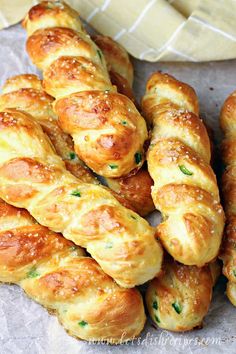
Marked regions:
[23,1,148,178]
[219,91,236,306]
[146,257,219,332]
[0,73,154,216]
[0,109,163,288]
[0,74,96,184]
[91,36,154,216]
[0,198,145,343]
[142,72,224,266]
[92,35,135,104]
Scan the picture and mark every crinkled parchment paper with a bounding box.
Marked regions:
[0,23,236,354]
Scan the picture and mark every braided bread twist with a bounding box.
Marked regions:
[0,198,145,343]
[0,73,96,184]
[23,1,148,178]
[0,109,163,287]
[0,73,154,216]
[145,258,220,332]
[142,72,224,266]
[92,35,136,104]
[219,91,236,306]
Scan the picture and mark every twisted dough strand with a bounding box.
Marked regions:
[23,1,148,178]
[219,91,236,306]
[142,72,224,266]
[0,74,96,184]
[0,73,154,216]
[145,258,220,332]
[0,109,163,287]
[0,199,145,343]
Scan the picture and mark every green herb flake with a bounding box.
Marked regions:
[233,270,236,277]
[27,267,40,279]
[130,215,137,220]
[71,190,81,197]
[109,164,118,170]
[78,320,88,327]
[97,49,103,62]
[152,300,158,310]
[154,315,160,323]
[105,242,113,249]
[70,245,77,251]
[179,165,193,176]
[134,152,142,164]
[121,120,128,126]
[69,152,76,160]
[172,301,182,314]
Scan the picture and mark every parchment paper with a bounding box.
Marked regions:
[0,23,236,354]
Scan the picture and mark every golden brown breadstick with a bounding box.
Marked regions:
[146,258,219,332]
[142,72,224,266]
[92,36,154,216]
[92,35,136,104]
[0,198,146,343]
[0,109,163,288]
[219,91,236,306]
[0,74,96,184]
[23,1,148,178]
[0,73,153,216]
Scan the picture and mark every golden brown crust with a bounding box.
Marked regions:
[219,91,236,306]
[55,90,147,177]
[0,74,96,184]
[0,109,163,288]
[0,198,146,343]
[142,72,224,266]
[146,258,213,332]
[23,1,148,178]
[105,168,155,217]
[92,35,133,87]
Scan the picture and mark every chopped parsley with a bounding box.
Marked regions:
[154,314,160,323]
[152,300,158,310]
[172,301,182,314]
[69,152,76,160]
[71,190,81,197]
[69,245,77,251]
[78,320,88,327]
[130,215,137,220]
[233,269,236,277]
[97,49,103,62]
[134,152,142,164]
[27,266,40,278]
[105,242,113,249]
[179,165,193,176]
[121,121,128,126]
[109,164,118,169]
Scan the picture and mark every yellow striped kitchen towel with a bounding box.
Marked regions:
[1,0,236,62]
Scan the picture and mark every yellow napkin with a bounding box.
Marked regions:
[1,0,236,62]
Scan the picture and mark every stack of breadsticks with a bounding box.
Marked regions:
[0,0,232,344]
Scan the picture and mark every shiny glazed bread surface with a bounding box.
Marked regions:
[0,109,163,288]
[142,72,224,266]
[146,258,219,332]
[23,1,148,178]
[219,91,236,306]
[0,199,145,343]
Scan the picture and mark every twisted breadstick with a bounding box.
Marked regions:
[142,72,224,266]
[0,73,154,216]
[91,36,154,216]
[219,92,236,306]
[23,1,148,178]
[146,258,220,332]
[0,199,145,343]
[0,74,96,184]
[0,109,163,287]
[93,35,135,104]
